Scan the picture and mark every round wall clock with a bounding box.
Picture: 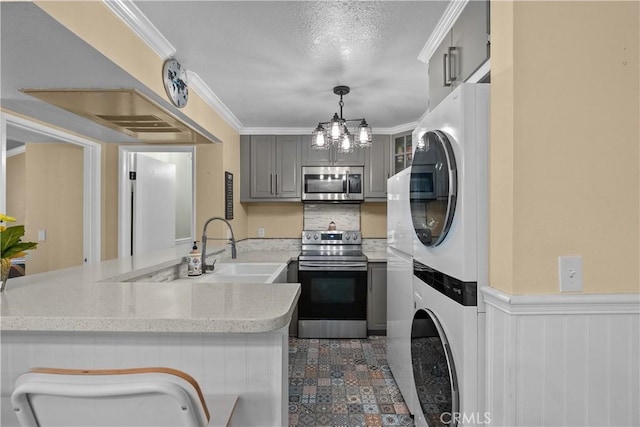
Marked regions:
[162,58,188,108]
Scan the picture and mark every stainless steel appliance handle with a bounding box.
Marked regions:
[448,46,458,83]
[299,262,368,271]
[443,52,451,87]
[346,171,350,197]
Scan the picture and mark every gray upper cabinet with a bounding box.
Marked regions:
[364,134,391,200]
[428,0,489,110]
[452,0,490,84]
[302,137,365,166]
[246,135,302,200]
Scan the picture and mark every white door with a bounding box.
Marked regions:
[133,153,176,255]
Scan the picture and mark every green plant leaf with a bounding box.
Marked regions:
[3,241,37,259]
[1,225,25,255]
[1,225,37,259]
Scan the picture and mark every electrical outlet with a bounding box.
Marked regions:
[559,256,583,292]
[258,227,265,238]
[38,229,46,242]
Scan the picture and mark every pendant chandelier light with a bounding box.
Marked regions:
[311,86,372,153]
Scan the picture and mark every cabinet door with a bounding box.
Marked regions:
[333,146,365,166]
[250,135,276,198]
[365,135,390,200]
[301,139,332,165]
[276,135,302,198]
[428,31,453,111]
[367,263,387,332]
[451,0,489,84]
[302,138,365,166]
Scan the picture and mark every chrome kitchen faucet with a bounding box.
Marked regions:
[201,217,237,272]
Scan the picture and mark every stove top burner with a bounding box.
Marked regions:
[299,230,366,263]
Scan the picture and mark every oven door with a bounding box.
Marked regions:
[297,268,367,320]
[297,266,368,338]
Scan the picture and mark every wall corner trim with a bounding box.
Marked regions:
[481,286,640,315]
[102,0,176,59]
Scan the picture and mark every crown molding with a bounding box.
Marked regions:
[102,0,176,59]
[382,122,418,135]
[103,0,243,132]
[7,145,26,158]
[188,71,243,132]
[240,123,418,136]
[239,128,309,136]
[417,0,469,63]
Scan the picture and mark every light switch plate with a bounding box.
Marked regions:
[37,229,46,242]
[559,256,583,292]
[258,227,265,238]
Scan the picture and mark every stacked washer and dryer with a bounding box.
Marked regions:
[387,83,489,427]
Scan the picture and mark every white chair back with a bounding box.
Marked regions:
[11,367,210,427]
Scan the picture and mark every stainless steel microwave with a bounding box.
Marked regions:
[301,166,364,202]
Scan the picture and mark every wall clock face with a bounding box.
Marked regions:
[162,58,188,108]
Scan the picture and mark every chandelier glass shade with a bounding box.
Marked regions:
[311,86,372,153]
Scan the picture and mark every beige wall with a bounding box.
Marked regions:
[490,1,640,294]
[24,143,84,274]
[361,203,387,238]
[36,1,248,249]
[101,143,119,261]
[246,203,304,238]
[6,152,26,224]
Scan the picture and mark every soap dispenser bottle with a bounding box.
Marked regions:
[187,241,202,277]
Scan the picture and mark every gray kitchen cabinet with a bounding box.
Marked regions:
[367,262,387,333]
[428,0,489,110]
[364,134,391,200]
[302,136,365,166]
[248,135,302,200]
[392,131,413,175]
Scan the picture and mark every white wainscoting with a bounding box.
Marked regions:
[1,328,289,427]
[482,288,640,427]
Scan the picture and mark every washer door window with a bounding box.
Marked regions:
[410,131,457,246]
[411,309,459,427]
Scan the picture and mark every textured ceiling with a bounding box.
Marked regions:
[1,1,449,143]
[133,1,448,130]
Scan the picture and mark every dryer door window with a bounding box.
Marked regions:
[411,308,459,427]
[410,131,457,246]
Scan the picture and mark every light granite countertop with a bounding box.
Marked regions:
[364,251,387,262]
[0,245,300,334]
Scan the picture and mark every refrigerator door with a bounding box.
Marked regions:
[386,168,413,255]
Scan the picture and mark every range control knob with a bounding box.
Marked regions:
[346,234,351,240]
[352,233,359,241]
[305,233,311,240]
[313,234,319,240]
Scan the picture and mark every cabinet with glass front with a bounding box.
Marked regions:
[393,131,413,174]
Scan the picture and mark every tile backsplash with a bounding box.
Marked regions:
[303,203,360,230]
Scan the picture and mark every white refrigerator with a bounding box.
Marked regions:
[386,168,418,414]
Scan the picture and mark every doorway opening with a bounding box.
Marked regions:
[0,112,101,273]
[118,146,195,257]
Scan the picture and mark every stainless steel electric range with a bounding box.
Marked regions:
[297,230,368,338]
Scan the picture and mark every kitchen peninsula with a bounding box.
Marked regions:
[0,245,300,427]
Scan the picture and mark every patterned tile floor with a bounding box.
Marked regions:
[288,336,415,427]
